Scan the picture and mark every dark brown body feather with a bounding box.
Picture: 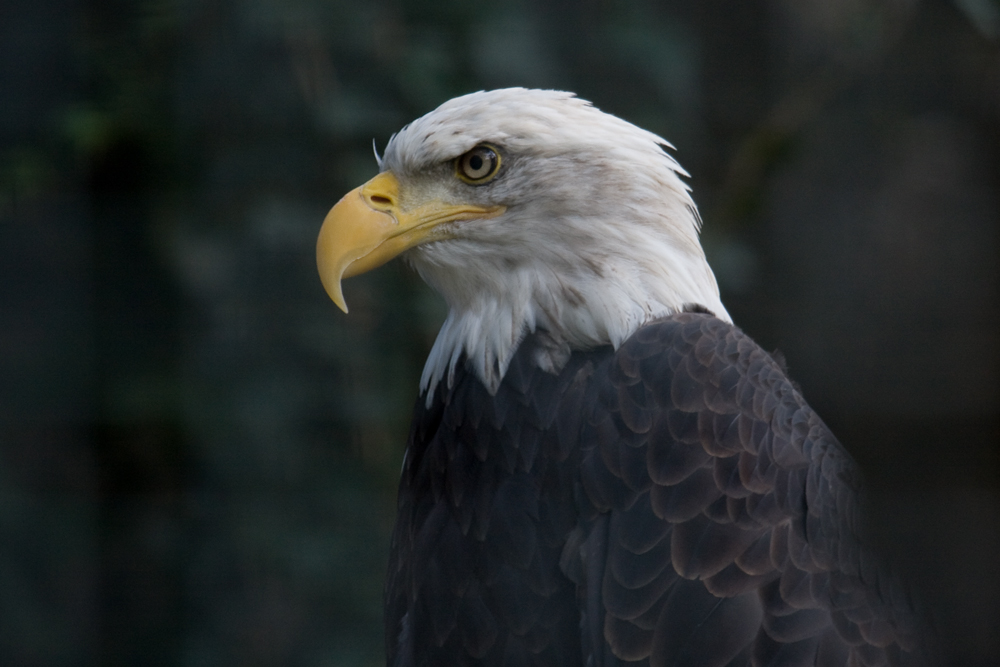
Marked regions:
[385,312,932,667]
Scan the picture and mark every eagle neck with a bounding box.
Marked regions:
[415,253,730,407]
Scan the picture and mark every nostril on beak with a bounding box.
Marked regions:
[369,195,393,208]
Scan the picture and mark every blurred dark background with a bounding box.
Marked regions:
[1,0,997,665]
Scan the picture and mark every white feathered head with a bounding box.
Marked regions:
[317,88,728,398]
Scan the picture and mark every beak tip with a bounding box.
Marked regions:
[320,275,350,314]
[318,258,350,314]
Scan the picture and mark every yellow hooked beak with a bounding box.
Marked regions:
[316,171,505,312]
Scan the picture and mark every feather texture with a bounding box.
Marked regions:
[384,313,935,667]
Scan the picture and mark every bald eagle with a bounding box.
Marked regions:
[317,89,933,667]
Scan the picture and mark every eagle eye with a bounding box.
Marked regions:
[456,144,501,184]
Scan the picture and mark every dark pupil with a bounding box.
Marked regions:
[469,155,484,171]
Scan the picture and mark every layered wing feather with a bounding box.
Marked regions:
[564,312,930,667]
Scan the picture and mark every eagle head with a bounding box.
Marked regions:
[317,88,729,399]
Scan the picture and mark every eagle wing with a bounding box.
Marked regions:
[563,312,929,667]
